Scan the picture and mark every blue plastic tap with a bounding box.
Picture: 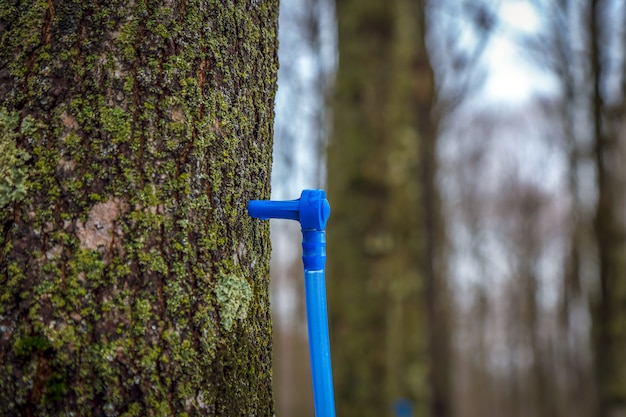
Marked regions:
[248,190,335,417]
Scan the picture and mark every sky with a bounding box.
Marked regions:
[482,1,559,102]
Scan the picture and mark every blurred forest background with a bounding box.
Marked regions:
[270,1,626,417]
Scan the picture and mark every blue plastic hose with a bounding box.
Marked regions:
[248,190,336,417]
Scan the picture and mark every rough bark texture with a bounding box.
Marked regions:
[0,1,278,416]
[327,0,450,416]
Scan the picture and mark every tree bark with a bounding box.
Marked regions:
[0,1,278,416]
[327,0,450,416]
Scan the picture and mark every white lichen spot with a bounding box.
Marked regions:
[76,198,125,251]
[233,241,247,266]
[197,391,208,410]
[214,273,253,332]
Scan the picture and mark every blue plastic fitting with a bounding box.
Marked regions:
[247,189,330,231]
[248,189,330,271]
[248,189,335,417]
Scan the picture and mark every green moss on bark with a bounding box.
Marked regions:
[0,109,34,208]
[0,1,278,416]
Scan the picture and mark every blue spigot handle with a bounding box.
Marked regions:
[246,198,300,222]
[248,189,335,417]
[248,189,330,230]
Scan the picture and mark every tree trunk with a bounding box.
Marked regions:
[0,1,278,416]
[327,0,450,416]
[590,1,626,415]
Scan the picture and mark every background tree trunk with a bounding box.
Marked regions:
[0,1,278,416]
[327,0,450,416]
[589,1,626,416]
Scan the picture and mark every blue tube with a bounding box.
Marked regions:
[305,268,336,417]
[248,190,336,417]
[302,229,335,417]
